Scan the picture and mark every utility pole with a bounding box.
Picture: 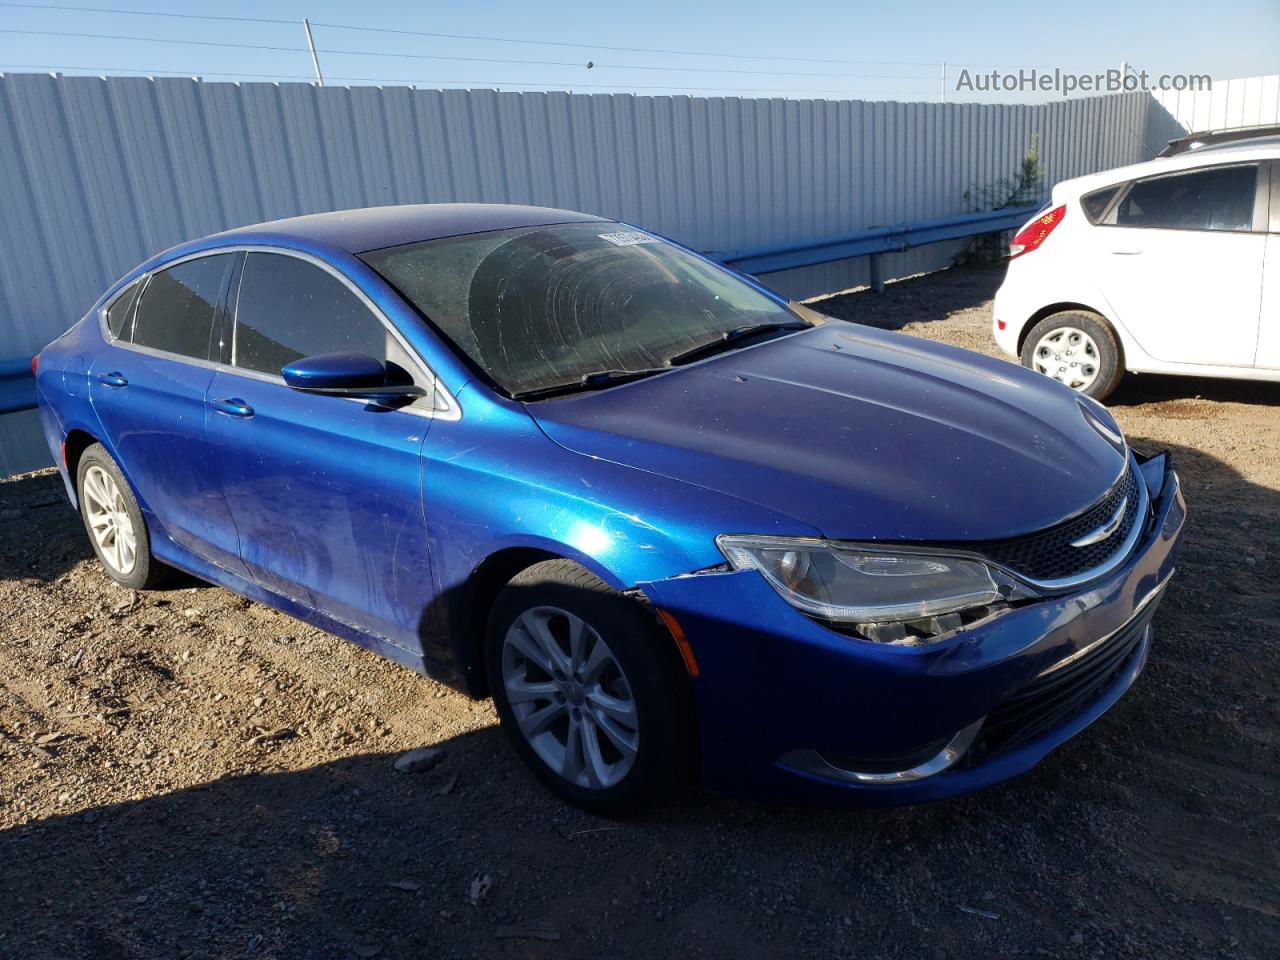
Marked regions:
[940,62,946,103]
[303,18,325,86]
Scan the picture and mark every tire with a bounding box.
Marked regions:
[76,443,173,590]
[1020,310,1124,401]
[485,559,691,816]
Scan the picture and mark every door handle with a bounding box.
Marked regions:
[96,371,128,387]
[211,397,255,418]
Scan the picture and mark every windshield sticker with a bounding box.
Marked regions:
[598,231,659,246]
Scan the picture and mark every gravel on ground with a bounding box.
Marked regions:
[1,264,1277,959]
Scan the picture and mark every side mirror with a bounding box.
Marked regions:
[281,352,425,399]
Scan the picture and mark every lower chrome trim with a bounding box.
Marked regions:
[779,719,984,785]
[1037,568,1174,678]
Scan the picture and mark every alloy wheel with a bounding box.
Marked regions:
[82,464,137,575]
[500,605,640,790]
[1031,326,1101,391]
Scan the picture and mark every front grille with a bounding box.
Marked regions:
[975,598,1158,758]
[970,463,1142,583]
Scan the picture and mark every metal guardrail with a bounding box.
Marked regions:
[0,356,36,416]
[0,206,1039,418]
[711,204,1041,289]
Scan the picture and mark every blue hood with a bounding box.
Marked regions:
[528,323,1127,542]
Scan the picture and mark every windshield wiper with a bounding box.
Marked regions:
[666,320,810,366]
[511,366,669,401]
[510,320,810,401]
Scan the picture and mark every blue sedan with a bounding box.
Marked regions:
[34,204,1185,814]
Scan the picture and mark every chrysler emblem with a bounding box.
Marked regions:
[1071,498,1128,548]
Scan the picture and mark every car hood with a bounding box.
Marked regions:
[528,323,1128,542]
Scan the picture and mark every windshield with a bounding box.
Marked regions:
[360,222,805,396]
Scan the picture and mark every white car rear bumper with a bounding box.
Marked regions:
[991,277,1028,358]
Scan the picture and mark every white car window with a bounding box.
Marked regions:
[1081,186,1119,223]
[1115,165,1258,232]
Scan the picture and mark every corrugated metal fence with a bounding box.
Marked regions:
[1151,74,1280,138]
[1,74,1162,474]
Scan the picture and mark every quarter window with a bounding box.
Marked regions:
[105,281,141,339]
[1081,186,1118,223]
[232,253,406,378]
[131,255,233,360]
[1115,165,1258,232]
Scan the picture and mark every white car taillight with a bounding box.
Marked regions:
[1009,205,1066,259]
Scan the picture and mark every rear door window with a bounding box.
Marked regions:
[1114,164,1259,232]
[131,255,234,360]
[231,252,415,380]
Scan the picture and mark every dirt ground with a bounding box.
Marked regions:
[2,264,1277,960]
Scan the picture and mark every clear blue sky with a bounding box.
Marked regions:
[0,0,1276,102]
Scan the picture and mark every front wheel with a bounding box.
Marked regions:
[486,559,691,816]
[1020,310,1124,400]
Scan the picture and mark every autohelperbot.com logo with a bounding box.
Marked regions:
[955,68,1211,98]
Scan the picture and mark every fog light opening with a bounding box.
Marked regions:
[834,602,1008,646]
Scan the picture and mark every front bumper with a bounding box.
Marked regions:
[640,452,1186,805]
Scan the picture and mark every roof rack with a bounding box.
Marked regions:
[1158,124,1280,157]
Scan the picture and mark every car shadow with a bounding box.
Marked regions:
[17,92,1265,960]
[0,470,206,588]
[809,265,1280,415]
[2,447,1276,958]
[0,470,91,583]
[1110,371,1280,407]
[0,730,1087,960]
[805,263,1008,332]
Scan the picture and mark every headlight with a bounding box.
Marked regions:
[718,535,1019,643]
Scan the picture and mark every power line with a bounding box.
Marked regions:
[0,1,944,67]
[321,45,935,81]
[0,62,313,80]
[0,1,296,25]
[307,21,943,68]
[0,27,306,54]
[0,64,939,98]
[0,28,936,82]
[0,2,1055,85]
[549,62,933,81]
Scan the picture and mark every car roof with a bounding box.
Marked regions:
[1159,125,1280,156]
[1184,134,1280,154]
[1054,141,1280,197]
[209,203,609,254]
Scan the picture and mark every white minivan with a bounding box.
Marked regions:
[992,133,1279,399]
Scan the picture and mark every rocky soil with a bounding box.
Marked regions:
[1,264,1276,959]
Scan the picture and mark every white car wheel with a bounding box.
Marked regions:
[1031,326,1101,392]
[1020,310,1124,401]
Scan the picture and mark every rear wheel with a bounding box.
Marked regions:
[76,443,173,589]
[1020,310,1124,400]
[486,559,690,815]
